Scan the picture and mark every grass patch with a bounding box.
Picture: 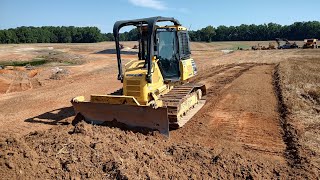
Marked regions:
[0,54,83,67]
[39,52,85,65]
[0,58,47,67]
[230,43,251,50]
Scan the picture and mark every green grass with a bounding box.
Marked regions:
[61,61,77,65]
[0,58,47,67]
[0,57,78,67]
[230,43,251,50]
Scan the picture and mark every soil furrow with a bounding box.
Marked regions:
[273,64,304,167]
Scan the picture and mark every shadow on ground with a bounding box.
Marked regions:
[94,49,138,55]
[25,106,75,125]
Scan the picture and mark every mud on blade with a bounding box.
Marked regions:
[71,101,169,136]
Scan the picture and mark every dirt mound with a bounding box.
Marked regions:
[0,135,40,179]
[0,67,41,94]
[0,121,291,179]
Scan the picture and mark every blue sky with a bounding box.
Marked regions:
[1,0,319,33]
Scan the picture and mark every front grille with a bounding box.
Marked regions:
[126,80,140,86]
[126,86,140,91]
[126,80,141,98]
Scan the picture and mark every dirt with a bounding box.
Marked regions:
[0,121,287,179]
[0,78,10,93]
[0,42,319,179]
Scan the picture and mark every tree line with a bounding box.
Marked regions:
[104,21,320,42]
[0,26,104,43]
[1,21,319,43]
[188,21,320,42]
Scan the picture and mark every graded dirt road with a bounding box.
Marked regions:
[172,64,286,155]
[0,42,319,179]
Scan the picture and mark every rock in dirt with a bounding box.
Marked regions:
[25,64,35,70]
[5,137,16,145]
[71,121,93,135]
[5,161,14,169]
[50,67,69,80]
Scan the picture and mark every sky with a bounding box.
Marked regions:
[1,0,319,33]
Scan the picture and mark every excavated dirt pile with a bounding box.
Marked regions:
[0,121,290,179]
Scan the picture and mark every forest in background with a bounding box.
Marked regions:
[0,21,319,43]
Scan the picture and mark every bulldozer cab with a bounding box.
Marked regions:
[156,28,180,80]
[138,25,190,81]
[113,16,191,83]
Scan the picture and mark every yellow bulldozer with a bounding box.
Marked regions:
[303,39,318,49]
[71,17,206,136]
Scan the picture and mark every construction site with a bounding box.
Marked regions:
[0,33,319,178]
[0,0,320,174]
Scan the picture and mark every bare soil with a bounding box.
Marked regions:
[0,42,319,179]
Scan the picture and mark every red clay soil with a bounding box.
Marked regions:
[0,122,285,179]
[0,59,123,136]
[0,78,10,94]
[1,63,314,179]
[0,68,41,94]
[170,64,288,163]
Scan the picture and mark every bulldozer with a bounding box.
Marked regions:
[71,17,206,136]
[303,39,318,49]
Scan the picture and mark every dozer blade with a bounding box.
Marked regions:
[71,101,169,136]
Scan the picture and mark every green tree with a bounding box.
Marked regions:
[102,33,114,41]
[127,28,139,41]
[1,21,320,44]
[199,26,216,42]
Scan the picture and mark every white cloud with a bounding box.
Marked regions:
[128,0,168,10]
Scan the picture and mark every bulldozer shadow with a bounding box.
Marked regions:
[94,49,138,55]
[24,106,75,125]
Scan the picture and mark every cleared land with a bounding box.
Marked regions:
[0,42,319,179]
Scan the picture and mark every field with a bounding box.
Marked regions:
[0,41,319,179]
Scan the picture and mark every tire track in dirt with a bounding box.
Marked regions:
[171,63,255,141]
[208,65,286,158]
[171,63,288,164]
[273,64,305,167]
[191,63,241,83]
